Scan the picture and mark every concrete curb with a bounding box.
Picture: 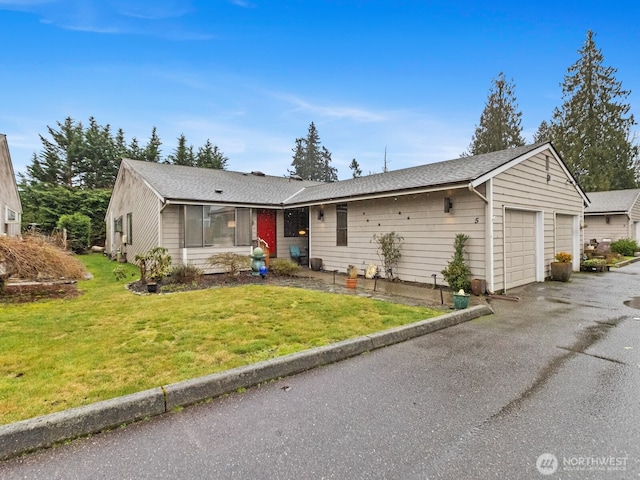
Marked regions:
[0,304,492,461]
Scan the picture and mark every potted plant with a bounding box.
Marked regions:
[346,264,358,289]
[441,233,472,308]
[550,251,572,282]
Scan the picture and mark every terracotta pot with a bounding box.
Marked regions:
[471,279,486,296]
[346,278,357,289]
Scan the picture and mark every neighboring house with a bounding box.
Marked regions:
[106,142,588,293]
[0,134,22,237]
[584,188,640,243]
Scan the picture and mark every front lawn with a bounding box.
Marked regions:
[0,254,442,425]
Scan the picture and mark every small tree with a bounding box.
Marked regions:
[134,246,172,283]
[372,232,403,280]
[57,212,91,253]
[441,233,472,292]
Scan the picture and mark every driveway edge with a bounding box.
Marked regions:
[0,304,492,461]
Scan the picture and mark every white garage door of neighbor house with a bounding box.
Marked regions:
[505,209,537,289]
[556,214,574,254]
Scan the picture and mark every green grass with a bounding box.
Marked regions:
[0,254,442,425]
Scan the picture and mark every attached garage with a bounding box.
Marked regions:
[555,214,575,254]
[505,209,537,288]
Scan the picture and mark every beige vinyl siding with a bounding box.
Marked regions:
[308,190,487,284]
[492,149,584,291]
[584,214,629,242]
[106,163,161,262]
[0,136,22,237]
[555,214,575,254]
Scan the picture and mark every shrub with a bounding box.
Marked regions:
[610,238,638,257]
[582,258,606,267]
[371,231,403,280]
[269,259,300,276]
[171,263,204,283]
[134,246,172,283]
[57,213,92,253]
[554,252,572,263]
[441,233,471,292]
[208,252,251,276]
[0,236,87,291]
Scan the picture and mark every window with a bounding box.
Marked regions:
[336,203,348,246]
[126,213,133,245]
[181,205,251,247]
[114,216,123,233]
[284,208,309,237]
[5,207,17,223]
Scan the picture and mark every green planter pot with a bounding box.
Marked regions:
[453,293,470,309]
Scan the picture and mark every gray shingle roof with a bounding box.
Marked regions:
[584,188,640,214]
[123,143,558,207]
[123,159,322,206]
[285,143,548,205]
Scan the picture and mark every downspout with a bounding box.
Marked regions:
[502,204,507,295]
[469,183,493,293]
[553,211,557,258]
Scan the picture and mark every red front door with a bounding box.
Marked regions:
[257,209,277,257]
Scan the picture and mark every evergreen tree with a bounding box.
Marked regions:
[127,137,144,160]
[167,134,194,166]
[27,117,85,187]
[548,30,638,191]
[320,146,338,182]
[114,128,129,161]
[143,127,162,163]
[196,139,228,169]
[533,120,552,143]
[81,117,118,189]
[465,72,525,156]
[288,122,337,181]
[349,158,362,178]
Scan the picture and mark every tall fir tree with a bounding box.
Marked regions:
[196,139,228,169]
[167,134,195,166]
[289,122,337,181]
[533,120,551,143]
[81,117,118,189]
[127,137,144,160]
[143,127,162,163]
[27,117,85,187]
[465,72,525,156]
[548,30,638,191]
[349,158,362,178]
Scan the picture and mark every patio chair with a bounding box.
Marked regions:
[289,245,308,266]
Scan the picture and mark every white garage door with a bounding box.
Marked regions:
[505,209,537,288]
[556,214,574,254]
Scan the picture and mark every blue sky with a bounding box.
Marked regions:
[2,1,640,180]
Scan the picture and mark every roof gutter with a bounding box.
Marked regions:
[286,184,469,208]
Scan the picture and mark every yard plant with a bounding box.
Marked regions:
[0,254,442,425]
[441,233,472,292]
